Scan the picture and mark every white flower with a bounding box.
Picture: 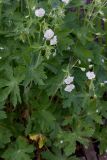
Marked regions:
[0,57,2,59]
[86,71,96,80]
[100,83,104,87]
[53,52,56,57]
[96,109,99,113]
[35,8,45,17]
[104,81,107,84]
[44,29,54,40]
[50,36,57,45]
[88,58,92,62]
[89,64,93,69]
[64,84,75,92]
[32,6,35,10]
[64,76,74,84]
[78,60,81,64]
[67,46,71,50]
[62,0,70,4]
[101,58,104,63]
[25,15,29,18]
[80,67,86,72]
[0,47,4,50]
[60,140,64,144]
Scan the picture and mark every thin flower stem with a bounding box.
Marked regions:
[27,34,31,46]
[26,0,31,18]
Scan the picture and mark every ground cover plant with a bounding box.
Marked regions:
[0,0,107,159]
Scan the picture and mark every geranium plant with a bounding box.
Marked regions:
[0,0,107,159]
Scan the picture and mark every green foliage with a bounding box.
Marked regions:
[42,149,79,160]
[2,137,34,160]
[0,0,107,159]
[0,66,22,106]
[0,126,12,148]
[0,102,6,119]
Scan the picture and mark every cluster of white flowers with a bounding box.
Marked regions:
[86,71,96,80]
[34,8,58,46]
[44,29,57,45]
[34,5,74,47]
[64,76,75,92]
[62,0,70,5]
[35,8,45,17]
[34,0,69,18]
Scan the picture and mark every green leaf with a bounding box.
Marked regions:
[0,66,22,106]
[73,44,93,61]
[2,136,34,160]
[0,111,6,119]
[33,110,56,132]
[0,102,6,119]
[24,55,47,86]
[46,72,64,96]
[0,126,12,148]
[57,132,76,156]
